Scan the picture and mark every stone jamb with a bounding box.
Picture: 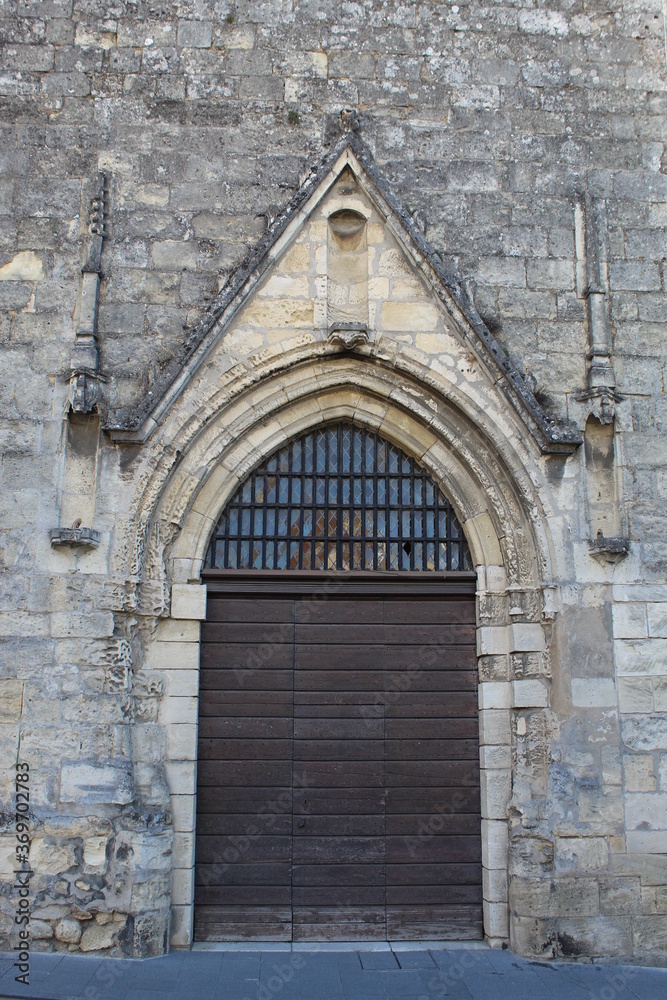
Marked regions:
[138,392,553,950]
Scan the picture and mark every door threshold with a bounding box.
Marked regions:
[192,940,489,952]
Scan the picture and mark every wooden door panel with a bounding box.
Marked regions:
[195,583,482,943]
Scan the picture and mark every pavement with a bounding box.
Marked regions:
[1,945,666,1000]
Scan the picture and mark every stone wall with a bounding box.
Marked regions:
[0,0,666,963]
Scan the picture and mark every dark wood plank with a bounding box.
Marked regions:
[384,599,476,625]
[384,718,478,738]
[202,622,294,643]
[292,864,384,887]
[293,815,384,836]
[196,835,291,863]
[386,863,482,885]
[197,786,292,814]
[294,718,384,739]
[293,739,384,761]
[386,761,480,785]
[292,836,385,864]
[199,717,292,738]
[206,598,295,623]
[386,835,482,864]
[198,738,293,760]
[295,599,384,624]
[385,787,480,813]
[384,738,479,760]
[195,863,291,887]
[197,761,292,785]
[197,814,293,835]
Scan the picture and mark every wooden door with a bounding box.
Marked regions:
[194,574,481,942]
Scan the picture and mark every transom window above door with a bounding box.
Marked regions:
[205,423,473,572]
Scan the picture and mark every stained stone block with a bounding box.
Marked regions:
[60,762,133,805]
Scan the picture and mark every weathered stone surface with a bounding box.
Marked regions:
[0,0,665,967]
[55,917,82,944]
[79,921,118,952]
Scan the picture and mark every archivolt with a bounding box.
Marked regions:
[123,350,558,596]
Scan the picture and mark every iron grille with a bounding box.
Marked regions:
[205,423,473,572]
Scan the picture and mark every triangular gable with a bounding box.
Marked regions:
[106,131,581,455]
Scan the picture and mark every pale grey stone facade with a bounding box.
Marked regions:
[0,0,666,965]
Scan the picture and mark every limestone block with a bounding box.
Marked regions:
[173,831,195,871]
[0,835,18,878]
[555,837,609,872]
[478,654,509,681]
[555,917,632,958]
[170,904,193,948]
[509,837,554,878]
[510,623,546,653]
[513,679,548,708]
[626,831,666,853]
[0,251,44,281]
[571,678,617,708]
[381,301,439,332]
[480,745,511,769]
[146,641,199,671]
[133,911,169,958]
[481,819,508,869]
[647,603,667,638]
[155,619,199,642]
[465,513,503,566]
[481,768,511,819]
[60,762,133,805]
[114,830,172,872]
[55,917,82,944]
[613,603,648,639]
[633,915,667,954]
[624,793,667,831]
[624,754,656,792]
[30,839,78,875]
[159,695,198,726]
[483,900,508,938]
[599,877,642,915]
[166,723,198,761]
[171,794,196,833]
[618,677,654,713]
[171,584,206,620]
[641,886,667,914]
[80,921,118,952]
[654,677,667,711]
[164,669,199,697]
[483,867,508,902]
[165,760,196,796]
[622,715,667,752]
[0,679,23,721]
[30,919,54,940]
[131,872,171,912]
[510,915,556,958]
[172,866,194,906]
[479,709,511,746]
[616,638,667,675]
[50,613,114,638]
[478,682,511,710]
[477,628,510,656]
[611,852,667,885]
[242,299,313,329]
[83,835,109,869]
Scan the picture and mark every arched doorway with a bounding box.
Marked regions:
[194,422,482,942]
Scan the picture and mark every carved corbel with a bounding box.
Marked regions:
[327,323,372,350]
